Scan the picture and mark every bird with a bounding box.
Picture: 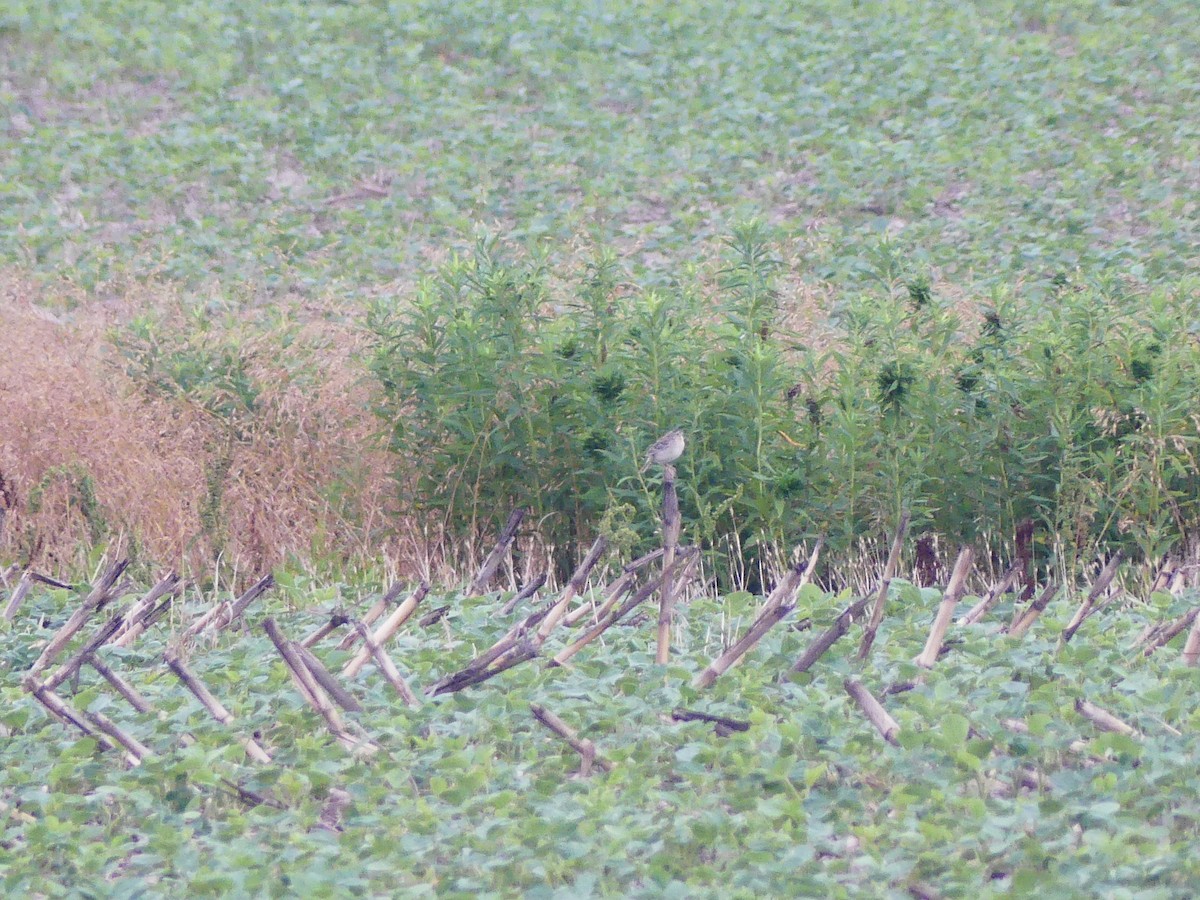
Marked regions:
[640,428,686,473]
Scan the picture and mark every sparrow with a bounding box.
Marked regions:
[640,428,686,473]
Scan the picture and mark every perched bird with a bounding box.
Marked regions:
[640,428,686,473]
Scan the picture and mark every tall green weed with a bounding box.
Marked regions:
[369,232,1200,581]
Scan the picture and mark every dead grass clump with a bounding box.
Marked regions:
[0,272,396,579]
[0,293,207,570]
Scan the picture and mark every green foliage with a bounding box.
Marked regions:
[371,230,1200,576]
[2,574,1199,896]
[115,309,261,433]
[3,1,1199,296]
[368,230,801,577]
[785,262,1200,569]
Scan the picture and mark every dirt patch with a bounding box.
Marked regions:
[931,178,972,220]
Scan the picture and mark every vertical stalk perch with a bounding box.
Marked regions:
[551,549,697,668]
[656,465,681,664]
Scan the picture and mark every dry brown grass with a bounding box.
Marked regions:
[0,270,398,579]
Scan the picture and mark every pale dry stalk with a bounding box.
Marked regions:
[695,539,823,688]
[844,679,900,746]
[551,549,697,668]
[336,581,405,651]
[268,628,375,756]
[535,536,608,645]
[656,466,681,664]
[292,642,363,713]
[111,573,181,647]
[3,572,33,621]
[958,561,1021,626]
[89,655,152,713]
[351,620,420,707]
[1075,699,1140,737]
[164,651,272,763]
[342,582,429,678]
[857,512,911,660]
[30,559,129,674]
[1007,582,1060,639]
[1061,552,1124,643]
[530,703,612,775]
[24,674,140,765]
[914,547,975,668]
[1182,612,1200,666]
[791,595,873,675]
[467,507,526,596]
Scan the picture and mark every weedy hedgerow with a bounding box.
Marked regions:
[369,237,1200,585]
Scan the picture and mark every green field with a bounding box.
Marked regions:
[3,1,1200,896]
[3,0,1198,295]
[3,566,1199,897]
